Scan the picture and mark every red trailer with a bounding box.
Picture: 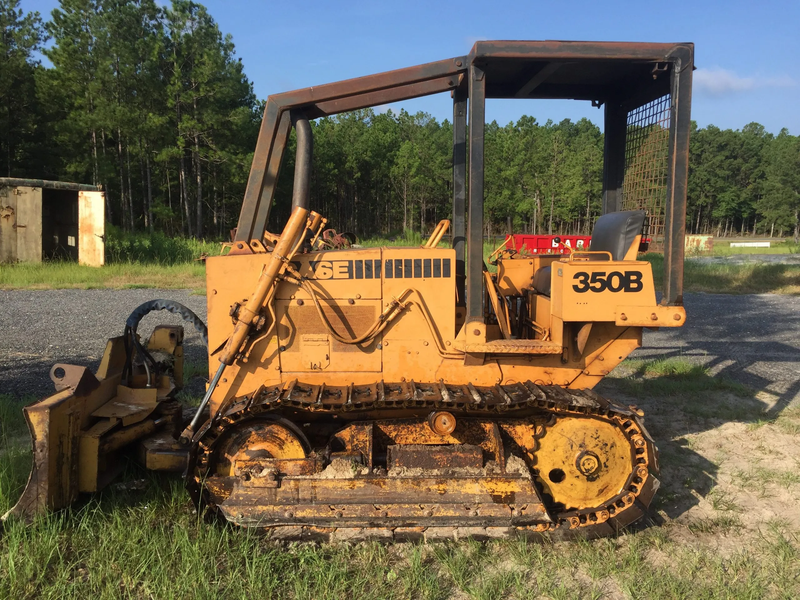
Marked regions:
[505,233,592,254]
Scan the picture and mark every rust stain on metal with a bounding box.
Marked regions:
[427,410,457,436]
[387,444,483,470]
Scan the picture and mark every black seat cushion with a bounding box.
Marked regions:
[588,210,646,261]
[533,265,551,296]
[532,210,646,297]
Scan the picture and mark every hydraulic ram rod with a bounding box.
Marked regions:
[179,206,311,445]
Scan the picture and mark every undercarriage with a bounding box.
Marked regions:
[187,380,658,540]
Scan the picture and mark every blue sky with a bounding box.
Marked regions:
[22,0,800,134]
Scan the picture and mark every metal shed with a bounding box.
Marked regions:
[0,178,105,267]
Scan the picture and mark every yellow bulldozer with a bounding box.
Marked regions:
[4,40,694,541]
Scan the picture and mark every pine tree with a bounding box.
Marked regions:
[0,0,46,177]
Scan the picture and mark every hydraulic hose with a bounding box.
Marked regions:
[299,279,403,345]
[180,207,311,445]
[123,300,208,386]
[125,299,208,345]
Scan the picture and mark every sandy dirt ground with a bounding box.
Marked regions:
[601,292,800,555]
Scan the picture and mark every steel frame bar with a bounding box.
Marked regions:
[236,57,467,242]
[602,98,627,215]
[452,85,467,306]
[241,104,290,246]
[466,63,486,324]
[468,40,688,61]
[514,62,563,98]
[309,77,458,118]
[662,46,693,306]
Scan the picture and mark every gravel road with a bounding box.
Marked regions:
[1,289,799,408]
[638,292,800,412]
[0,289,208,398]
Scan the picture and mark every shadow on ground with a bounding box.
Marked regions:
[599,342,799,528]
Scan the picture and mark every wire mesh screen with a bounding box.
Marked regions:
[622,94,671,250]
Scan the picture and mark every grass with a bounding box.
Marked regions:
[104,225,224,264]
[747,405,800,435]
[3,224,799,295]
[0,261,208,290]
[707,488,741,513]
[359,228,427,248]
[611,357,753,402]
[646,253,800,295]
[686,514,744,534]
[1,481,797,598]
[1,465,798,599]
[0,226,219,290]
[3,362,800,598]
[733,467,800,492]
[0,394,28,439]
[708,240,800,256]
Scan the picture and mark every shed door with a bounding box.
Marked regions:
[15,186,42,262]
[78,191,105,266]
[0,186,16,262]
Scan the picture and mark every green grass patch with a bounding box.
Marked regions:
[646,253,800,295]
[4,228,799,294]
[1,395,34,530]
[359,228,427,248]
[747,405,800,434]
[623,357,707,378]
[611,357,752,402]
[707,488,742,513]
[608,357,773,424]
[0,394,28,441]
[0,226,218,291]
[687,514,744,534]
[1,487,797,600]
[2,387,799,599]
[709,240,800,256]
[774,407,800,435]
[105,226,223,265]
[0,261,207,290]
[733,467,800,492]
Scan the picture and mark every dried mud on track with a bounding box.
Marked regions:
[1,289,799,551]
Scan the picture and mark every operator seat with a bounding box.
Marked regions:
[532,210,646,297]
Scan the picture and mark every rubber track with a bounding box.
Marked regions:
[187,380,659,541]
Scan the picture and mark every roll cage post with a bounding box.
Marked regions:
[231,41,693,311]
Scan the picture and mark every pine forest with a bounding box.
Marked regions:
[2,0,799,242]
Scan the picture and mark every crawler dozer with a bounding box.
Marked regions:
[5,40,694,541]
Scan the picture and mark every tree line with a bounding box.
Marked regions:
[2,0,799,242]
[2,0,259,239]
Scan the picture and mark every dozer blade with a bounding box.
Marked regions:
[3,335,180,522]
[3,349,124,521]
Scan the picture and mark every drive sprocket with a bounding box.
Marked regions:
[534,416,634,510]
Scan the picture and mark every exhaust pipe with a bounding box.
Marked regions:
[291,113,313,210]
